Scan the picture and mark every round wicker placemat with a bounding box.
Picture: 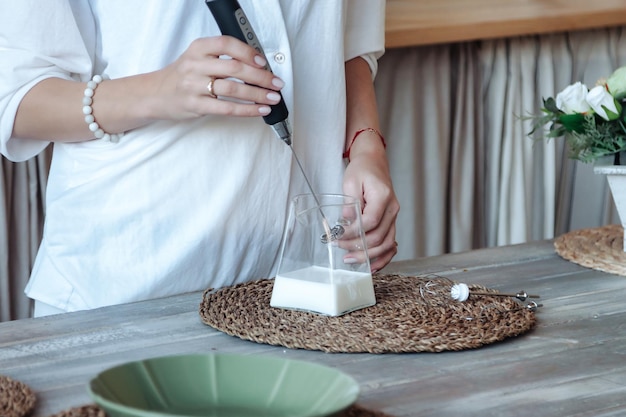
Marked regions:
[48,404,393,417]
[0,375,36,417]
[199,274,537,353]
[554,224,626,276]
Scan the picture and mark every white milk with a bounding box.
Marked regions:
[270,266,376,316]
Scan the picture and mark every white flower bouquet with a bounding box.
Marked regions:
[528,67,626,164]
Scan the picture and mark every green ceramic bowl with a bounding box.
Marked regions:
[87,353,359,417]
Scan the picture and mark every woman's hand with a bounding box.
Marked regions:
[14,36,284,142]
[147,36,285,121]
[342,142,400,273]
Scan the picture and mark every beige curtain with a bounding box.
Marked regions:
[375,42,485,257]
[3,26,626,321]
[1,148,50,321]
[376,26,626,262]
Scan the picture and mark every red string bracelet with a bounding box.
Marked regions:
[342,128,386,160]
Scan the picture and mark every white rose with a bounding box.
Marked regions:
[586,85,621,121]
[607,67,626,99]
[555,82,592,114]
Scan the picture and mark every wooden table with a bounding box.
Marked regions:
[3,240,626,416]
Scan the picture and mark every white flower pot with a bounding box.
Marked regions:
[594,161,626,251]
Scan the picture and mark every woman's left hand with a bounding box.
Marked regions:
[342,149,400,273]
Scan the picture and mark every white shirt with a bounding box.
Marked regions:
[0,0,385,312]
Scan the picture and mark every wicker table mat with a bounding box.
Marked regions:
[199,274,537,353]
[48,404,393,417]
[554,224,626,276]
[0,375,36,417]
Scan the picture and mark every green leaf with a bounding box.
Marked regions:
[543,97,561,114]
[558,113,586,133]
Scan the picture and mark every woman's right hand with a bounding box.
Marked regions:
[147,35,285,121]
[13,36,284,142]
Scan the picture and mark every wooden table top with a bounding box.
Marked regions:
[2,239,626,416]
[385,0,626,48]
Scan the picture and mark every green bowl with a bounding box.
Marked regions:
[87,353,359,417]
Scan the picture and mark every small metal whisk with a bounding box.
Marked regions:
[451,283,540,303]
[320,225,345,244]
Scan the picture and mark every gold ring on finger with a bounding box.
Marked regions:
[207,77,217,98]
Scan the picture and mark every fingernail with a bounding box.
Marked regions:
[254,55,267,67]
[272,77,285,88]
[258,106,271,115]
[267,92,281,102]
[344,257,358,264]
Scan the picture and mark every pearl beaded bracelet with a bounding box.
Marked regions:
[82,74,123,143]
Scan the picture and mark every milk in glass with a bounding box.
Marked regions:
[270,194,376,317]
[270,266,375,316]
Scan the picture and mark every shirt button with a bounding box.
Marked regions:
[274,52,286,64]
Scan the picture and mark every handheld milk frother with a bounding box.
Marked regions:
[205,0,344,243]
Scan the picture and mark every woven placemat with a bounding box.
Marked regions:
[0,375,36,417]
[554,224,626,276]
[48,404,393,417]
[199,274,537,353]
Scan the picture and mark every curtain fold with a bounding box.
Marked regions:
[375,45,453,257]
[375,43,485,258]
[448,43,484,253]
[1,148,50,321]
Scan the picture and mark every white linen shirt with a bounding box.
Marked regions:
[0,0,385,311]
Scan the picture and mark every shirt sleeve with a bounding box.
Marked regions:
[344,0,385,78]
[0,0,93,162]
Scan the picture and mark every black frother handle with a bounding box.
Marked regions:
[205,0,289,126]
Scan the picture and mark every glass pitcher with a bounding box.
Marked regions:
[270,194,376,316]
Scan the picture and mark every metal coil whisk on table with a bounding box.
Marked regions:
[450,282,541,310]
[415,274,542,320]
